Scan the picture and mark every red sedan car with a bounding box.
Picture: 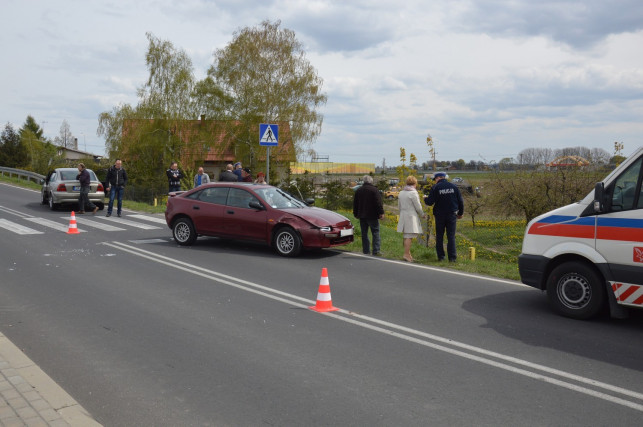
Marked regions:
[165,182,354,257]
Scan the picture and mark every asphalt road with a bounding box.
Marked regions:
[2,182,643,426]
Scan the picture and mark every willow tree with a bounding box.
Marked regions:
[98,33,199,191]
[194,20,327,169]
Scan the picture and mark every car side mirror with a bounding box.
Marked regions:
[39,179,44,185]
[304,198,315,206]
[593,182,605,213]
[249,200,265,210]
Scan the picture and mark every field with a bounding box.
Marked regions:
[341,206,524,281]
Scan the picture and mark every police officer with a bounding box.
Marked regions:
[424,172,464,262]
[166,161,183,193]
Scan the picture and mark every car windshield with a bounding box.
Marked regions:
[255,187,308,209]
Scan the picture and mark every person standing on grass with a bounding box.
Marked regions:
[397,175,425,262]
[193,167,210,188]
[106,159,127,217]
[166,162,183,193]
[233,161,243,181]
[219,164,238,182]
[353,175,385,256]
[424,172,464,262]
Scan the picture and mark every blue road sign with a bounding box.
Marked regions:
[259,124,278,146]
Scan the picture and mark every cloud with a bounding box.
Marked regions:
[456,0,643,49]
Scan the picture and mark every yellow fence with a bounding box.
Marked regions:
[290,162,375,174]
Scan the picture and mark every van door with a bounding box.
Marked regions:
[596,155,643,293]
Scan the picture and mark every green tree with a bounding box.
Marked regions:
[98,33,201,193]
[194,20,327,167]
[0,123,28,168]
[19,130,61,174]
[21,116,44,139]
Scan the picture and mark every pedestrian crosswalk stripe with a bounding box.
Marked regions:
[67,217,126,231]
[24,217,86,233]
[126,214,167,224]
[0,218,43,235]
[100,216,161,230]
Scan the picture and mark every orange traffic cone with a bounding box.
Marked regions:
[309,268,339,312]
[67,211,80,234]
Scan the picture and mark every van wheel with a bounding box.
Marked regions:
[273,227,302,257]
[173,218,197,246]
[546,261,605,319]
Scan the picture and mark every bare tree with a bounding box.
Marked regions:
[53,120,77,149]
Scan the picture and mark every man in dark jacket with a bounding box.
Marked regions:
[353,175,385,256]
[424,172,464,262]
[105,159,127,217]
[76,163,98,214]
[166,162,183,193]
[218,164,238,182]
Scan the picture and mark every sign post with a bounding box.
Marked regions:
[259,124,278,184]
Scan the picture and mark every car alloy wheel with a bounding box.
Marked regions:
[273,227,302,257]
[173,218,197,246]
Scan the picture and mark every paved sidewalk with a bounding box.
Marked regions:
[0,332,100,427]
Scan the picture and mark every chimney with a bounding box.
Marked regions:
[200,114,205,125]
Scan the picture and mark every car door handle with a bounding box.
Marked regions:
[226,210,235,214]
[193,205,200,210]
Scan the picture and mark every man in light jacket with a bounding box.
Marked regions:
[193,167,211,188]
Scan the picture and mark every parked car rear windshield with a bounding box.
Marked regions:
[60,170,97,181]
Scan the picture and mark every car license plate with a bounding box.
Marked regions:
[72,186,80,191]
[340,228,353,237]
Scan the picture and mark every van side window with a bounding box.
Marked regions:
[610,157,642,212]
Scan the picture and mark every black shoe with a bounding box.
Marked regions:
[372,252,382,256]
[117,213,122,217]
[449,259,457,263]
[437,258,444,262]
[106,213,111,217]
[78,211,85,214]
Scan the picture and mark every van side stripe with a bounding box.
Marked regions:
[597,217,643,228]
[596,226,643,242]
[528,223,594,239]
[528,215,643,241]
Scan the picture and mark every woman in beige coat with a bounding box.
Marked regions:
[397,175,426,262]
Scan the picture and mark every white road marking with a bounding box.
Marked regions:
[24,217,85,233]
[65,216,126,231]
[126,214,167,224]
[0,205,33,218]
[0,218,43,234]
[99,216,161,230]
[102,240,643,412]
[129,239,170,244]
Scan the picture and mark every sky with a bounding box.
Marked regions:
[2,0,643,167]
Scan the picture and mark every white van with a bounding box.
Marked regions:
[519,146,643,319]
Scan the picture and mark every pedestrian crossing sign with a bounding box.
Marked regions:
[259,124,278,146]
